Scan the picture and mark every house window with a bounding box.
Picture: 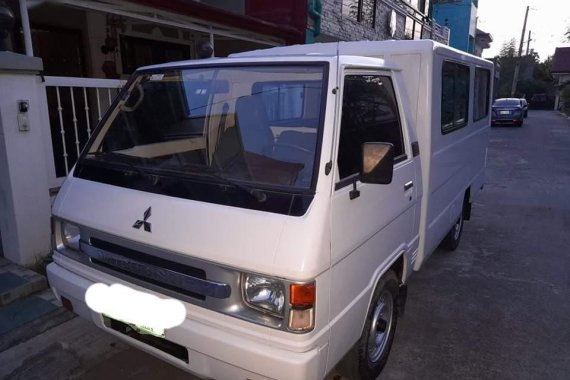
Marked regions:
[407,0,419,10]
[414,23,422,39]
[405,17,424,40]
[423,0,431,15]
[405,17,414,39]
[474,68,491,121]
[342,0,377,27]
[337,75,405,180]
[441,61,470,134]
[405,0,430,14]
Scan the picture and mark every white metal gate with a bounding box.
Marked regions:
[43,76,126,189]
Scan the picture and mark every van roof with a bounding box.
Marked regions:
[136,53,397,72]
[137,40,492,72]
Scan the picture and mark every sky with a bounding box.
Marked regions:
[477,0,570,61]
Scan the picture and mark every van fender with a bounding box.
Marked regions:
[365,247,409,320]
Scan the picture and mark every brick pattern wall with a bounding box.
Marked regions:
[318,0,405,42]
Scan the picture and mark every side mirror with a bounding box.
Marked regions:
[361,142,394,184]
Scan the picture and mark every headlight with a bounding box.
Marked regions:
[242,274,285,316]
[55,218,81,251]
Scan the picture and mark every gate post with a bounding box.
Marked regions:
[0,51,52,266]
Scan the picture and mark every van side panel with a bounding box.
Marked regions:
[415,51,492,268]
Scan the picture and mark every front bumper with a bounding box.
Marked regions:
[47,253,325,380]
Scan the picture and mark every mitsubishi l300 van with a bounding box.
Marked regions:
[48,40,493,380]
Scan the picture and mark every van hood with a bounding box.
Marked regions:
[53,177,329,279]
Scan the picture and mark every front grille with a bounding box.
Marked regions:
[90,238,206,278]
[89,238,207,301]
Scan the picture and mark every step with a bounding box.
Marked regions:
[0,288,72,353]
[0,258,48,306]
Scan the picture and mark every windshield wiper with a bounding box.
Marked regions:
[160,164,267,203]
[84,152,148,179]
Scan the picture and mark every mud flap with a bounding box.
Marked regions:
[463,200,472,221]
[396,283,408,317]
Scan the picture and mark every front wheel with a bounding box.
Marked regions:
[353,271,399,380]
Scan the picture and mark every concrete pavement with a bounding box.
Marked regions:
[380,110,570,380]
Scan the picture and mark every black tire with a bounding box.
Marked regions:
[441,210,464,251]
[351,271,400,380]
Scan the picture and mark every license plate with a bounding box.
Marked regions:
[86,283,186,340]
[104,314,165,337]
[499,110,510,115]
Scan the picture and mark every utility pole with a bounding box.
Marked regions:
[526,30,532,55]
[511,5,529,97]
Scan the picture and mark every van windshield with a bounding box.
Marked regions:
[74,64,326,215]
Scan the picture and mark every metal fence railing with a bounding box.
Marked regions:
[43,76,126,180]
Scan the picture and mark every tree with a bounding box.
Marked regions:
[495,49,554,99]
[534,56,553,83]
[499,38,517,58]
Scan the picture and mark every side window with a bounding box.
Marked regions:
[337,75,405,180]
[441,61,470,134]
[473,68,490,121]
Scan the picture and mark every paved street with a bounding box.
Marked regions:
[381,110,570,380]
[1,110,569,380]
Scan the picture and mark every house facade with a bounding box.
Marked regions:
[551,47,570,111]
[473,28,492,57]
[6,0,305,80]
[5,0,450,82]
[432,0,478,54]
[315,0,449,44]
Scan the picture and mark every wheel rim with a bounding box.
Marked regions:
[453,214,463,241]
[367,290,394,363]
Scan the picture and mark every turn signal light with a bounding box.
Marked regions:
[288,282,316,332]
[290,283,315,308]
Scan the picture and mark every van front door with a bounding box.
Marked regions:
[326,71,418,368]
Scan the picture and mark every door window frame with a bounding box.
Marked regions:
[334,69,411,190]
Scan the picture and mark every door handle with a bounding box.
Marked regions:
[404,181,414,191]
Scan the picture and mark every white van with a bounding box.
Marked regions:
[47,40,493,380]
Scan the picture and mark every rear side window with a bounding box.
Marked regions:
[441,61,470,134]
[474,68,490,121]
[337,75,405,180]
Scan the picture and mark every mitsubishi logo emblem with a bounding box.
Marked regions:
[133,207,152,232]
